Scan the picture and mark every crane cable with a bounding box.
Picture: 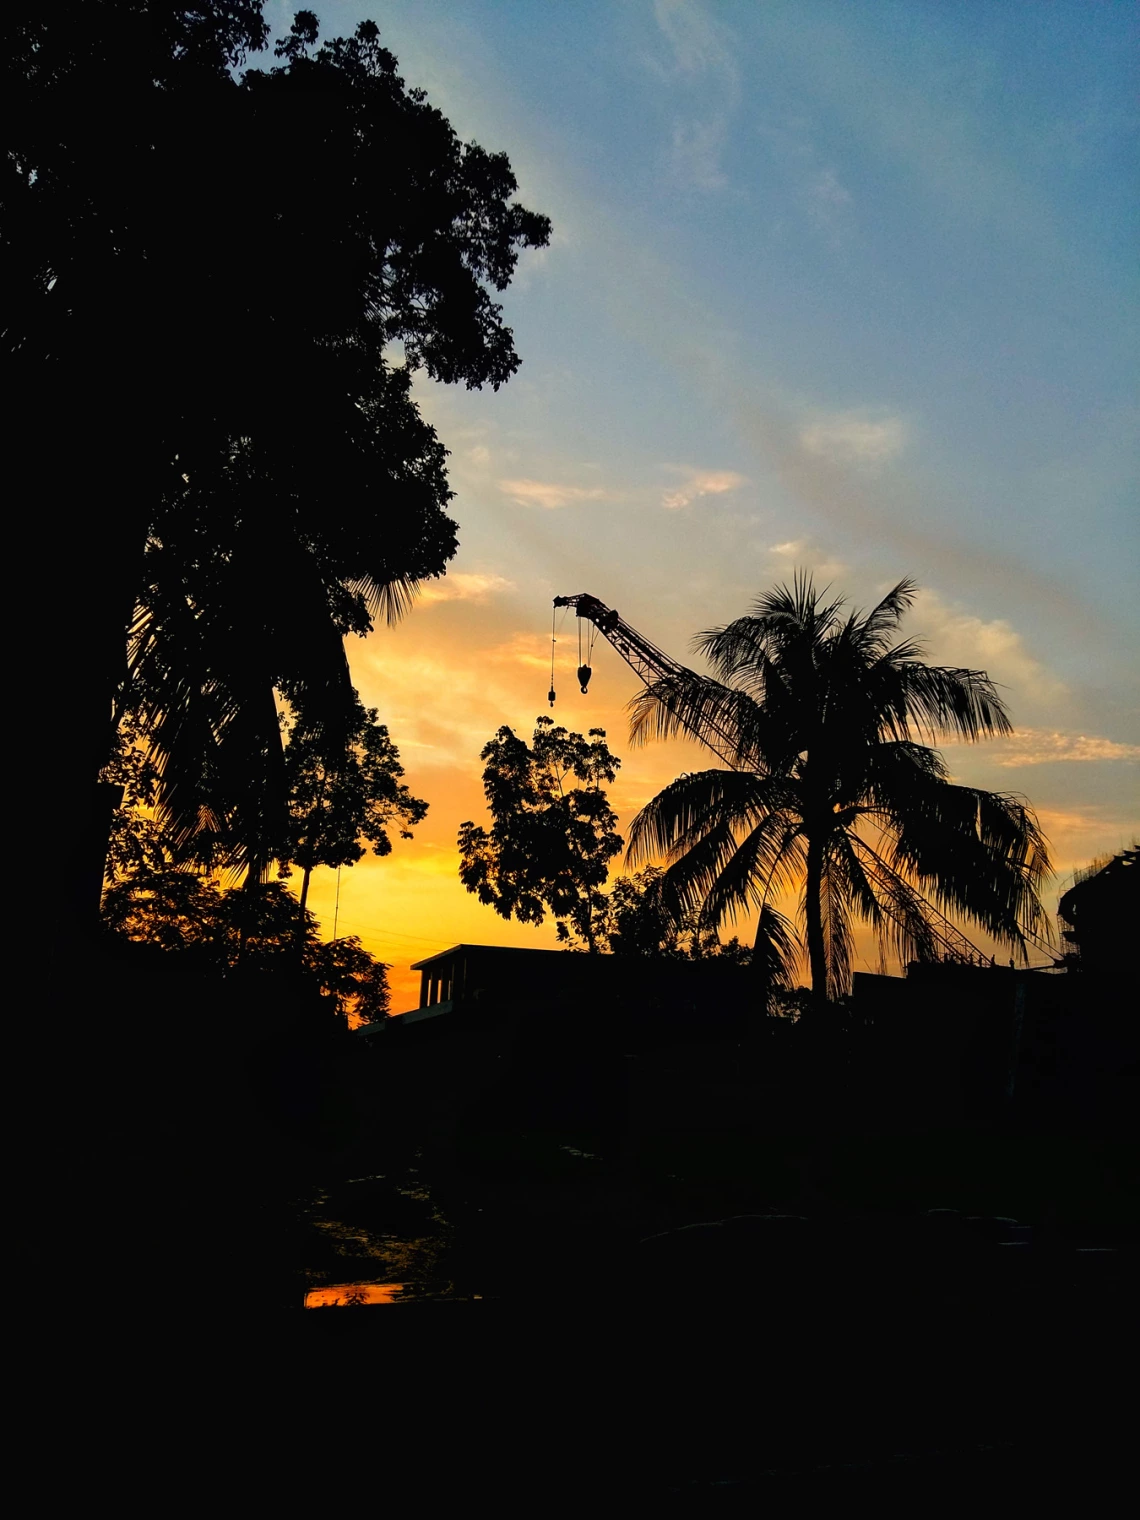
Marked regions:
[548,603,558,706]
[577,615,599,668]
[575,610,598,694]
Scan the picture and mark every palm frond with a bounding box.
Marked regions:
[853,578,917,652]
[691,811,804,927]
[751,902,799,992]
[351,573,423,627]
[626,768,792,867]
[891,662,1013,743]
[622,573,1048,999]
[846,831,941,967]
[128,522,357,874]
[879,780,1052,954]
[814,850,854,999]
[627,673,776,770]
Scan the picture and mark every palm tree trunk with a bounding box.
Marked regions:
[804,831,828,1002]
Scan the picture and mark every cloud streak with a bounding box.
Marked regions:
[987,730,1140,768]
[766,538,849,583]
[652,0,740,189]
[498,477,607,509]
[799,411,905,463]
[419,572,514,604]
[662,466,747,509]
[910,589,1068,709]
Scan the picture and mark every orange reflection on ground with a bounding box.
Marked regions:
[304,1282,405,1307]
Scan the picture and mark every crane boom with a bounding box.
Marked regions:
[552,591,1002,967]
[552,593,744,769]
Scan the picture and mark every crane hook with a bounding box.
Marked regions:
[577,665,592,694]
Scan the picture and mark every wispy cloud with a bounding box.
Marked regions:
[498,477,607,510]
[653,0,736,77]
[799,411,906,463]
[419,572,514,605]
[756,116,853,240]
[910,589,1068,709]
[671,117,729,191]
[662,466,746,509]
[733,395,1103,638]
[651,0,739,190]
[1033,806,1139,878]
[988,730,1140,768]
[803,167,853,232]
[488,631,554,671]
[766,538,848,583]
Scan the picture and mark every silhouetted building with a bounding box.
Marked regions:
[1057,848,1137,980]
[353,944,759,1145]
[358,942,755,1043]
[850,961,1030,1117]
[850,948,1136,1126]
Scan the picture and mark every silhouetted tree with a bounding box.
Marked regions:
[102,869,230,958]
[628,577,1051,1002]
[600,865,787,972]
[308,935,391,1024]
[458,718,623,953]
[6,6,550,927]
[280,695,428,938]
[102,716,170,882]
[601,868,680,956]
[102,869,389,1021]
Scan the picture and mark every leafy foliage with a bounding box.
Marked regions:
[102,870,389,1022]
[628,576,1051,999]
[594,865,775,967]
[458,718,623,952]
[5,4,550,890]
[101,716,169,881]
[280,695,428,893]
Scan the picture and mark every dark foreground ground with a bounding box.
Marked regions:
[24,953,1137,1500]
[282,1137,1131,1502]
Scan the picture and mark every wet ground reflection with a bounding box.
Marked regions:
[288,1128,1130,1310]
[305,1282,405,1307]
[293,1156,458,1306]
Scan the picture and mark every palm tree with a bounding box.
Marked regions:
[627,577,1051,1002]
[124,368,453,881]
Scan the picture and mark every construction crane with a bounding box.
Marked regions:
[551,592,745,766]
[551,591,1017,968]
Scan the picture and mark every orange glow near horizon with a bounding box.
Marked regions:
[303,589,723,1012]
[291,581,1135,1014]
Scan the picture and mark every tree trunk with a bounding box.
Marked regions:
[235,866,263,965]
[295,862,313,958]
[804,831,828,1003]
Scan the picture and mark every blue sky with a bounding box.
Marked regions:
[262,1,1138,995]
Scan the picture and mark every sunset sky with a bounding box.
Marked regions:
[267,2,1139,1011]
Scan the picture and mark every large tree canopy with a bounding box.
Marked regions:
[628,577,1051,1001]
[458,718,624,953]
[5,4,550,913]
